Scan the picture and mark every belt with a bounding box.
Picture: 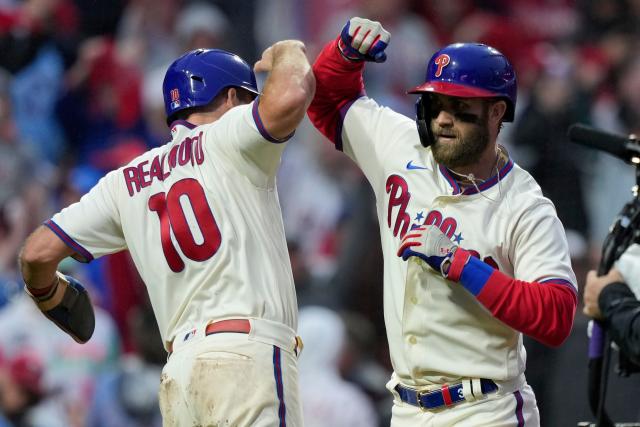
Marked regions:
[205,319,251,335]
[167,319,251,353]
[395,379,498,411]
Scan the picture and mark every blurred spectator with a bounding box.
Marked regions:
[115,0,181,72]
[175,2,229,52]
[136,2,231,149]
[277,123,350,283]
[287,239,317,307]
[0,0,75,163]
[254,0,304,52]
[513,69,591,260]
[195,0,254,59]
[326,176,387,343]
[73,0,123,38]
[415,0,476,45]
[0,0,79,73]
[140,66,170,148]
[87,302,164,427]
[57,36,145,165]
[0,69,51,305]
[3,0,640,423]
[255,0,356,56]
[576,0,631,41]
[340,311,391,424]
[10,40,66,163]
[0,350,46,427]
[507,0,578,43]
[587,55,640,247]
[297,306,378,427]
[0,293,120,427]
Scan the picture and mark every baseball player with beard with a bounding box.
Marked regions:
[308,17,577,426]
[19,41,315,426]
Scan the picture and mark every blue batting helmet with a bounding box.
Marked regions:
[162,48,259,124]
[408,43,517,122]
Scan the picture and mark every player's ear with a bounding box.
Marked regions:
[226,87,240,107]
[489,100,507,124]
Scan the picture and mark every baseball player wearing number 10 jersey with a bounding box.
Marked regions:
[308,17,578,426]
[19,41,315,426]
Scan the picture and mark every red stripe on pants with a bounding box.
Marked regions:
[441,384,453,406]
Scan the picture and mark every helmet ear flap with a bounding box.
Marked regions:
[415,96,435,147]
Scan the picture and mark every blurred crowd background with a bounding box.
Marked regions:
[2,0,640,425]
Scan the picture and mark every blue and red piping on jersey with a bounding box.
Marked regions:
[169,101,294,144]
[252,98,294,144]
[439,159,514,195]
[540,277,578,295]
[44,219,94,263]
[335,96,364,151]
[169,120,197,130]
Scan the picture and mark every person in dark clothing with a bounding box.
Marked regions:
[584,267,640,365]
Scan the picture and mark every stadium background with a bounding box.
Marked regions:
[1,0,640,425]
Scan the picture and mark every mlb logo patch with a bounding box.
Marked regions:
[183,328,197,342]
[170,88,181,109]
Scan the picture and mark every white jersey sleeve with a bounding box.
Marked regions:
[340,97,418,189]
[48,171,125,261]
[510,198,577,289]
[204,100,290,189]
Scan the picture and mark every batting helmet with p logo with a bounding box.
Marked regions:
[407,43,517,147]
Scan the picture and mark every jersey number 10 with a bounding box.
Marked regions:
[148,178,221,272]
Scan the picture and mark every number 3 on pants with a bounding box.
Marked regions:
[148,178,222,272]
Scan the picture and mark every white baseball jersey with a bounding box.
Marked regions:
[339,96,577,386]
[47,101,297,348]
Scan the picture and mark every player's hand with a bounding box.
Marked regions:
[397,225,458,276]
[338,17,390,63]
[254,40,306,73]
[25,273,96,343]
[583,269,624,319]
[254,45,274,73]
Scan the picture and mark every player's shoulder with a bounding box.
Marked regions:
[346,96,418,149]
[97,143,170,195]
[117,143,168,171]
[505,162,557,212]
[350,97,415,127]
[192,103,255,143]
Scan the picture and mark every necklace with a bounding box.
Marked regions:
[448,149,501,186]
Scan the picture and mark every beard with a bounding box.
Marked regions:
[430,112,491,169]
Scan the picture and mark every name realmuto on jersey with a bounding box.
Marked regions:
[122,132,205,196]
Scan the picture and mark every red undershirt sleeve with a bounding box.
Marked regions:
[448,249,577,347]
[307,38,366,150]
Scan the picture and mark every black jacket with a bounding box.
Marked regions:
[600,282,640,365]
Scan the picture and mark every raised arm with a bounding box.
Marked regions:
[254,40,316,140]
[307,17,390,146]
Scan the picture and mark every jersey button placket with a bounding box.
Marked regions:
[408,336,417,345]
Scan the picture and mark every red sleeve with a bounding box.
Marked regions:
[307,38,366,150]
[478,273,577,347]
[450,251,577,347]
